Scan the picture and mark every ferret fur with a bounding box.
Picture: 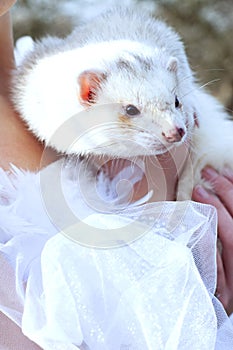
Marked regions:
[11,7,233,200]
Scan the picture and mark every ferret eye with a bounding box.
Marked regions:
[125,104,140,116]
[175,96,180,108]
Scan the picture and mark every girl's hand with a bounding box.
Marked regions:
[0,1,17,16]
[192,166,233,314]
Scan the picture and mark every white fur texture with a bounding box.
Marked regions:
[11,7,233,199]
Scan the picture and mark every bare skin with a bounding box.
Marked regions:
[0,9,57,171]
[0,0,17,17]
[192,167,233,315]
[0,3,43,349]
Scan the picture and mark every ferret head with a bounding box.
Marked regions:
[13,40,196,157]
[74,46,195,157]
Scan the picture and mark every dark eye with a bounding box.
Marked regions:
[175,96,180,108]
[125,104,140,116]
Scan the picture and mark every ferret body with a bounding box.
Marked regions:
[12,7,233,200]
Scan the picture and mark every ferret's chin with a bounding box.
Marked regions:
[145,140,180,156]
[48,132,185,158]
[89,145,174,158]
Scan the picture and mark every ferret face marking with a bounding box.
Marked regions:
[75,52,191,157]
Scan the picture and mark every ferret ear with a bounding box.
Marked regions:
[78,70,106,105]
[166,57,178,72]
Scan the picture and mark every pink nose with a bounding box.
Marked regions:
[162,127,185,143]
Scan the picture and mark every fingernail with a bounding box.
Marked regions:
[222,165,233,178]
[194,185,209,199]
[202,166,218,180]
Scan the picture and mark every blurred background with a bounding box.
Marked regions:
[12,0,233,115]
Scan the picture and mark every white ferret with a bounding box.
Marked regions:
[12,7,233,200]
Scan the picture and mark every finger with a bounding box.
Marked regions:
[216,250,226,297]
[0,0,17,16]
[193,184,233,291]
[222,166,233,184]
[202,166,233,217]
[221,227,233,285]
[215,251,230,310]
[192,185,233,246]
[192,186,233,311]
[217,245,233,314]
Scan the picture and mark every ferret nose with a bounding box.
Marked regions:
[162,127,185,143]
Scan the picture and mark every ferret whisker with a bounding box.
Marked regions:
[130,156,137,172]
[224,107,233,115]
[171,74,195,95]
[82,142,120,154]
[179,78,220,100]
[201,68,225,72]
[180,87,198,99]
[174,73,194,87]
[198,79,221,90]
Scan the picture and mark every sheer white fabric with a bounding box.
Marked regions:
[0,159,233,349]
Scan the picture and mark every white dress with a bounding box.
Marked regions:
[0,158,233,349]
